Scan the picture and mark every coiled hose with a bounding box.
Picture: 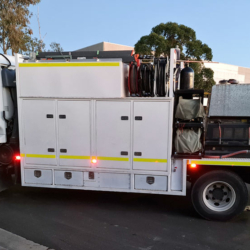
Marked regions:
[138,64,154,97]
[128,62,138,96]
[155,60,166,97]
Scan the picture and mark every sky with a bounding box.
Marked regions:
[27,0,250,67]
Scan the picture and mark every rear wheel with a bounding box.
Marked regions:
[191,170,248,221]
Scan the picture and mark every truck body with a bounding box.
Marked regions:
[0,49,249,221]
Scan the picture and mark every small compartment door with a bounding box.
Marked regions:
[24,169,53,185]
[133,101,170,171]
[58,101,91,167]
[23,100,56,165]
[96,101,131,169]
[54,170,84,186]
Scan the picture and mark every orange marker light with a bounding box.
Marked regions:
[190,163,197,168]
[91,158,97,164]
[15,155,21,161]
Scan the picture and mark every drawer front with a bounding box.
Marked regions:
[135,175,168,191]
[54,171,83,186]
[24,169,52,185]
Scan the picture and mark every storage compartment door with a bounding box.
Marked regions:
[135,175,168,191]
[171,159,183,191]
[96,101,130,169]
[23,100,56,165]
[24,169,53,185]
[54,170,83,186]
[58,101,91,167]
[133,102,169,171]
[99,173,130,189]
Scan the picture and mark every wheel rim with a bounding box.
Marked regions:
[202,181,236,212]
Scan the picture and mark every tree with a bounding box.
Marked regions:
[189,63,215,92]
[134,22,215,91]
[25,36,45,53]
[49,42,63,52]
[0,0,40,55]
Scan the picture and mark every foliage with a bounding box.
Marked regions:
[24,38,64,55]
[134,22,215,91]
[190,63,215,92]
[24,37,63,54]
[0,0,40,55]
[25,36,45,53]
[48,42,63,52]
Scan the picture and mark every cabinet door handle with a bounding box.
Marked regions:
[64,172,72,180]
[121,151,128,156]
[134,152,142,156]
[60,149,67,153]
[34,170,41,178]
[46,114,53,118]
[48,148,55,152]
[59,115,66,119]
[146,176,155,185]
[135,116,142,120]
[121,116,129,120]
[89,172,95,179]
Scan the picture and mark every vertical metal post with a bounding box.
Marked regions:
[169,48,176,98]
[178,61,184,90]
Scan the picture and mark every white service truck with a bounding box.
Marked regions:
[0,48,249,221]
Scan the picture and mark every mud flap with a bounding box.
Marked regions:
[0,166,14,192]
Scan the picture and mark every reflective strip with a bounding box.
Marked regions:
[26,154,56,159]
[133,158,167,163]
[97,156,129,161]
[191,160,250,167]
[60,155,90,160]
[19,62,119,67]
[20,153,25,157]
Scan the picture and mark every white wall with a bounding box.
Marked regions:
[203,62,246,84]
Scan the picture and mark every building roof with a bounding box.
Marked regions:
[75,42,134,52]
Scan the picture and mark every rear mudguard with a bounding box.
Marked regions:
[0,165,14,192]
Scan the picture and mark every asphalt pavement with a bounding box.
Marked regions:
[0,185,249,250]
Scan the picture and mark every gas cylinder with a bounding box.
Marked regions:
[180,65,194,89]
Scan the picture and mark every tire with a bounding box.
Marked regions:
[191,170,248,221]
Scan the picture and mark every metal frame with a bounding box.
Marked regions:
[36,50,135,63]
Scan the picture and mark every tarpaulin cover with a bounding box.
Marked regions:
[175,129,202,153]
[175,97,204,120]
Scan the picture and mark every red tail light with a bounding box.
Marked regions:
[190,163,197,168]
[15,155,21,161]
